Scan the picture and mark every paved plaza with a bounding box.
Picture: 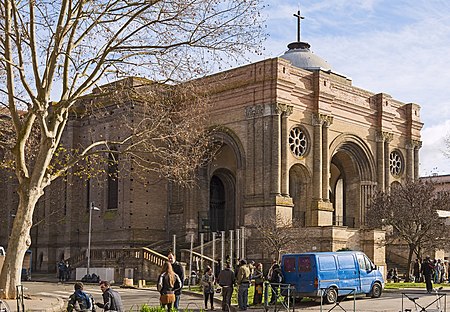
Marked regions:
[3,277,450,312]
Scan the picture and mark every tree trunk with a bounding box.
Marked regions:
[405,244,415,282]
[0,189,41,299]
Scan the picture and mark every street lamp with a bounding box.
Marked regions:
[87,202,100,275]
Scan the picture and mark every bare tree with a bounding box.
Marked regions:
[366,180,450,281]
[254,214,293,261]
[0,0,265,298]
[254,214,317,261]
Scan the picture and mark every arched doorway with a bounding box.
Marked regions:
[209,169,236,232]
[329,136,376,228]
[289,164,311,226]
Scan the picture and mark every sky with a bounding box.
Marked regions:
[248,0,450,177]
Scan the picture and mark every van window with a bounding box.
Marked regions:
[298,256,312,272]
[337,255,354,269]
[318,256,337,271]
[357,254,370,270]
[364,255,374,269]
[284,257,296,272]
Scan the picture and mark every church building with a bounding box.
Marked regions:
[0,13,423,276]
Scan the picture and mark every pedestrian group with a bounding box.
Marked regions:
[66,252,285,312]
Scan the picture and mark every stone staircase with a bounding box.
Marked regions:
[67,247,168,282]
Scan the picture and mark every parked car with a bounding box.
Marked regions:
[281,251,384,304]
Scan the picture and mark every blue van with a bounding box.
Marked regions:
[281,251,384,303]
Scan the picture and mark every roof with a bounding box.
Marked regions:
[280,41,332,71]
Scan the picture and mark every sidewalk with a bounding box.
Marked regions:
[2,273,223,312]
[2,273,65,312]
[3,275,448,312]
[3,294,64,312]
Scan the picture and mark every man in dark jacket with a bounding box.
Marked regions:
[218,262,235,312]
[269,263,283,304]
[67,282,95,312]
[421,256,434,293]
[96,280,124,312]
[168,251,185,310]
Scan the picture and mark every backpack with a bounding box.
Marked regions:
[75,290,92,310]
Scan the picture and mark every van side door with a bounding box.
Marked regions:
[356,254,374,294]
[336,254,361,294]
[317,255,339,291]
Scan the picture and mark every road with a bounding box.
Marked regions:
[17,282,450,312]
[20,282,206,311]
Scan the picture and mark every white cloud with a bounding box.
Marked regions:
[420,120,450,176]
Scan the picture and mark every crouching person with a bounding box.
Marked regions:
[67,282,95,312]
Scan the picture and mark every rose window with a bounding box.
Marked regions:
[389,151,403,176]
[289,127,308,157]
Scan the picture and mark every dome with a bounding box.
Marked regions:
[280,42,332,71]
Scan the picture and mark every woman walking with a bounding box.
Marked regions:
[201,266,216,310]
[157,261,182,311]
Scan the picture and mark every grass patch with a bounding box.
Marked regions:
[384,282,446,289]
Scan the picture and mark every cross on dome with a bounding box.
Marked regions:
[293,10,305,43]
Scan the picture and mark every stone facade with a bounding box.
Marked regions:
[0,50,422,275]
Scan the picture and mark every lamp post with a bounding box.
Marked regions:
[87,202,100,275]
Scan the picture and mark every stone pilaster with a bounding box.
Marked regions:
[376,131,393,191]
[270,104,283,196]
[405,141,414,181]
[412,140,422,180]
[281,105,293,196]
[312,113,323,200]
[310,113,333,226]
[384,133,393,189]
[322,116,333,202]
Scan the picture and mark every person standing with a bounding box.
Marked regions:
[421,256,434,293]
[168,251,185,310]
[252,263,264,305]
[67,282,95,312]
[201,266,216,310]
[413,259,421,282]
[57,260,66,282]
[218,262,235,312]
[269,263,283,304]
[236,259,251,310]
[65,261,72,281]
[95,280,124,312]
[157,261,182,311]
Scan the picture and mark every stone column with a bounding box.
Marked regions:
[312,113,323,200]
[376,132,385,191]
[271,104,282,195]
[310,113,333,226]
[406,141,414,181]
[413,140,422,180]
[321,116,333,202]
[384,133,393,189]
[376,131,393,191]
[281,105,293,196]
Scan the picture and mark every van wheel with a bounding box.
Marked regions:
[324,288,338,304]
[371,283,382,298]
